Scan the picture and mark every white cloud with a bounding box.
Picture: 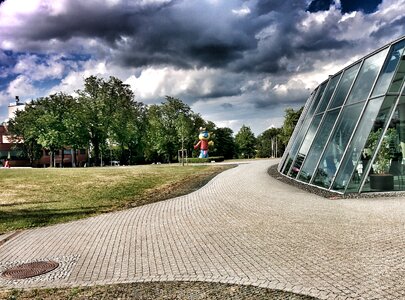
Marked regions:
[125,66,238,103]
[232,6,251,16]
[7,75,37,99]
[13,54,65,81]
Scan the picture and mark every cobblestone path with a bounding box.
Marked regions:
[0,160,404,299]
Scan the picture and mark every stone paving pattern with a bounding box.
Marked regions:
[0,160,404,299]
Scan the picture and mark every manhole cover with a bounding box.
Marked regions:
[1,261,59,279]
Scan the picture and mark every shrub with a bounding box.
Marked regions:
[186,156,224,163]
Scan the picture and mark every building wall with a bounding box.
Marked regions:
[279,36,405,194]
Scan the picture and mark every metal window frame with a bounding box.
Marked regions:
[340,44,405,193]
[324,46,392,192]
[285,82,331,176]
[281,88,323,174]
[278,92,316,172]
[358,77,405,193]
[307,58,366,186]
[277,35,405,194]
[370,40,405,99]
[295,73,344,180]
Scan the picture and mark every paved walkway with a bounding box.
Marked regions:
[0,160,405,299]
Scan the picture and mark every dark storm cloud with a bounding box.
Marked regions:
[254,0,305,16]
[252,87,309,109]
[5,0,260,69]
[2,0,402,77]
[11,2,149,42]
[114,1,261,69]
[2,0,319,72]
[3,0,387,78]
[253,96,306,109]
[221,103,234,109]
[295,36,352,52]
[370,15,405,40]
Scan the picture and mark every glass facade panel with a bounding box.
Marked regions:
[372,40,405,97]
[298,109,340,183]
[279,92,317,173]
[346,48,389,104]
[329,63,360,109]
[388,56,405,93]
[312,103,364,188]
[316,73,342,113]
[332,97,385,192]
[289,114,323,178]
[361,96,405,192]
[278,36,405,194]
[282,117,312,175]
[307,82,327,116]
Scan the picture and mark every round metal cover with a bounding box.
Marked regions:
[1,261,59,279]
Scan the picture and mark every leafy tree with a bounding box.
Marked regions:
[35,93,78,167]
[210,127,236,159]
[106,77,146,165]
[77,76,145,166]
[62,98,90,167]
[7,103,43,165]
[235,125,256,159]
[77,76,109,166]
[144,104,165,162]
[145,96,196,162]
[279,107,303,147]
[256,127,282,158]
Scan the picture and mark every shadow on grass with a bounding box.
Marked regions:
[0,206,110,233]
[0,200,62,207]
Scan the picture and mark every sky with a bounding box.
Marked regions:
[0,0,404,135]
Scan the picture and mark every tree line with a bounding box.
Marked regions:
[8,75,302,166]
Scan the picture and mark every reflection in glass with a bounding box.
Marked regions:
[312,103,364,188]
[298,109,340,182]
[346,48,389,104]
[282,117,312,175]
[347,97,398,192]
[280,92,317,174]
[332,97,385,192]
[361,96,405,192]
[372,40,405,97]
[307,82,328,116]
[316,73,342,113]
[289,114,323,178]
[388,56,405,94]
[278,37,405,194]
[329,63,360,109]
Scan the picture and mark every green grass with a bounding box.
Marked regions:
[0,164,232,234]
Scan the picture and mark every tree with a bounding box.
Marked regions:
[7,103,43,165]
[145,96,196,162]
[106,77,146,165]
[279,107,303,147]
[235,125,256,159]
[210,127,236,159]
[34,93,78,167]
[76,76,146,166]
[256,127,282,158]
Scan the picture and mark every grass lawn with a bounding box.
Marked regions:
[0,164,233,234]
[0,282,315,300]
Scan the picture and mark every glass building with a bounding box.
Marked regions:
[278,36,405,194]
